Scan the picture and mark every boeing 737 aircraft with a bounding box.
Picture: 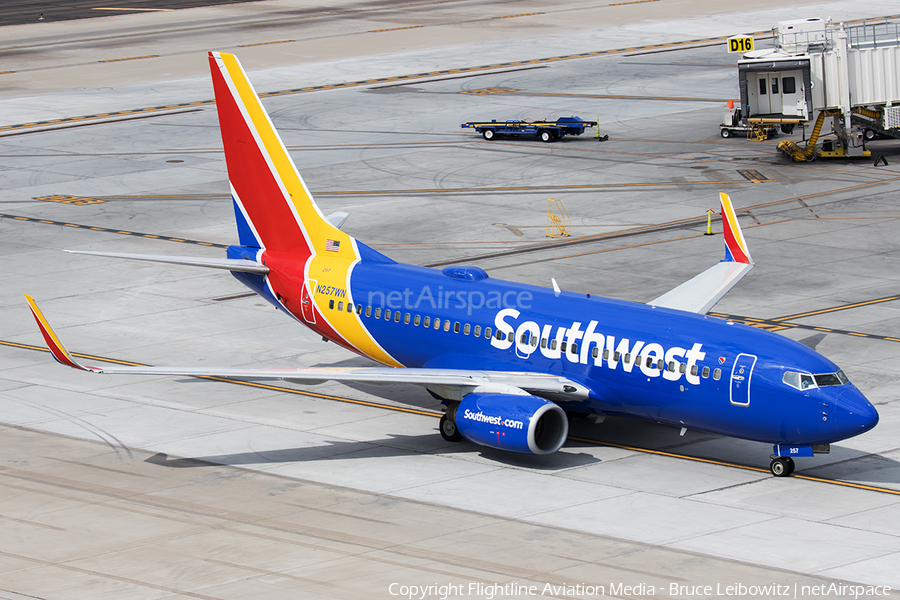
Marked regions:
[26,52,879,477]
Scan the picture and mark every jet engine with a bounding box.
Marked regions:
[454,393,568,455]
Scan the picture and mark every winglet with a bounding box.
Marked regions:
[720,192,752,264]
[24,295,91,371]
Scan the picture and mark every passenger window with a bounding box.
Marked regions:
[771,78,779,94]
[454,322,460,333]
[365,306,372,317]
[592,347,599,359]
[445,321,451,332]
[541,338,547,349]
[506,331,513,342]
[702,366,710,378]
[613,351,621,362]
[759,78,767,95]
[667,361,675,372]
[423,316,430,328]
[713,368,721,381]
[485,327,491,339]
[603,349,609,360]
[560,341,567,353]
[657,359,664,370]
[521,333,528,344]
[474,325,481,337]
[464,324,471,335]
[625,353,632,364]
[414,315,421,326]
[550,339,557,350]
[679,363,686,374]
[690,365,697,376]
[337,301,343,311]
[434,319,440,329]
[403,313,409,324]
[329,299,334,309]
[532,336,538,347]
[374,307,381,319]
[395,312,401,323]
[384,309,391,320]
[571,343,577,354]
[356,304,362,314]
[783,76,796,94]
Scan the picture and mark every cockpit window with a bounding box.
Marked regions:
[815,370,849,387]
[783,369,849,390]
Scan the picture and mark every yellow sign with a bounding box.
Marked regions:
[727,36,754,53]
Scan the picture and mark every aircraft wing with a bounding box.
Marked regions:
[649,192,753,314]
[25,295,590,400]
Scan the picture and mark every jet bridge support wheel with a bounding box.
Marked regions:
[439,415,464,442]
[770,457,795,477]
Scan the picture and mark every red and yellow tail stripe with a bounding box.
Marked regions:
[210,52,401,367]
[720,192,752,264]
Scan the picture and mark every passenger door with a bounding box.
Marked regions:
[730,353,757,406]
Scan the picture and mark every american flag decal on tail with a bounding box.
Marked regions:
[325,239,340,252]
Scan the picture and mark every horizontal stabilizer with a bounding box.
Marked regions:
[650,193,753,314]
[64,250,269,274]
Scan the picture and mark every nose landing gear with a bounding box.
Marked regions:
[770,456,795,477]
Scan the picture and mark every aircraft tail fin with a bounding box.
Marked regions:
[209,52,342,256]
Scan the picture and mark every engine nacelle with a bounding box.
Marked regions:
[455,393,568,455]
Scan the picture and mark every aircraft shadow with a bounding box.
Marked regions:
[145,432,601,471]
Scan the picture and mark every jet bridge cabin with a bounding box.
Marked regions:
[737,17,900,161]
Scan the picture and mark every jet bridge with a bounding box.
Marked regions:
[735,18,900,161]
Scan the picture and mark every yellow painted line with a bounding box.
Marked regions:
[885,337,900,342]
[611,1,659,7]
[370,25,423,33]
[99,55,158,63]
[318,180,768,197]
[847,332,869,337]
[238,40,293,47]
[92,7,173,11]
[0,71,14,75]
[775,295,900,321]
[568,437,900,496]
[494,12,543,19]
[814,327,833,332]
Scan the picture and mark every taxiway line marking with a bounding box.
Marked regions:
[477,90,732,103]
[0,33,755,134]
[774,295,900,322]
[98,55,159,63]
[4,339,898,495]
[0,213,228,248]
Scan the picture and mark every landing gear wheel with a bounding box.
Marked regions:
[864,128,876,141]
[539,129,554,143]
[783,457,795,475]
[780,124,795,134]
[770,457,793,477]
[720,128,731,138]
[482,129,496,140]
[439,415,464,442]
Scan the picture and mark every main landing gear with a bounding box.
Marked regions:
[439,414,464,442]
[769,456,795,477]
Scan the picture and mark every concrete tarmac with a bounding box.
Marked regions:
[2,0,900,598]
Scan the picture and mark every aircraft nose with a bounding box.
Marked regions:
[833,386,879,440]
